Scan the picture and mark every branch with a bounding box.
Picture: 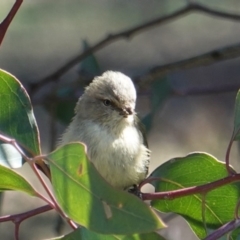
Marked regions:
[0,205,52,223]
[0,205,52,240]
[173,84,239,96]
[0,134,66,219]
[136,43,240,88]
[29,2,240,93]
[0,134,78,233]
[0,0,23,46]
[141,174,240,201]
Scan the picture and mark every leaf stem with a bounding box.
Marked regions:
[141,174,240,201]
[0,205,52,223]
[30,162,68,219]
[0,204,53,239]
[0,134,74,228]
[0,0,23,46]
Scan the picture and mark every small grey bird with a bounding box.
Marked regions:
[61,71,150,190]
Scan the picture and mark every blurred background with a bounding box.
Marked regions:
[1,0,240,239]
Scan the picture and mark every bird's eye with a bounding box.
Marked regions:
[103,99,111,106]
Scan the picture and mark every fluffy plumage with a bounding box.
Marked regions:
[61,71,150,189]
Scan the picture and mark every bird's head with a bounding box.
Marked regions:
[76,71,137,125]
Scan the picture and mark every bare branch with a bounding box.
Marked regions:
[136,43,240,88]
[141,173,240,201]
[0,205,52,223]
[29,3,240,93]
[0,0,23,46]
[0,205,52,240]
[173,84,239,96]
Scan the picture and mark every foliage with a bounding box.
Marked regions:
[1,2,240,239]
[1,68,240,240]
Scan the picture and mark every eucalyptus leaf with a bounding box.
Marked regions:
[47,143,165,235]
[0,69,40,162]
[0,164,37,196]
[150,152,240,239]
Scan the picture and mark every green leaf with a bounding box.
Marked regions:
[230,226,240,240]
[47,143,164,235]
[0,164,37,196]
[47,227,166,240]
[233,89,240,140]
[0,69,40,162]
[150,152,240,239]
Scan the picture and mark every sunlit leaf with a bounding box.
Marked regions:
[47,143,164,235]
[150,152,240,239]
[0,164,37,196]
[0,69,40,166]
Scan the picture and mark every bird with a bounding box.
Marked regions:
[61,71,150,190]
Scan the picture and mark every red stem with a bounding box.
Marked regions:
[0,134,73,229]
[0,0,23,46]
[141,174,240,201]
[0,205,52,240]
[15,223,19,240]
[0,205,52,223]
[30,163,68,219]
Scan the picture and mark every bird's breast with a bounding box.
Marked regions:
[85,122,147,189]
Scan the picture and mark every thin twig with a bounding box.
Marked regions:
[141,174,240,201]
[0,205,52,223]
[0,135,54,204]
[173,84,239,96]
[136,43,240,88]
[0,0,23,46]
[0,132,51,179]
[0,134,30,161]
[29,2,240,94]
[0,135,69,222]
[0,204,52,240]
[29,162,68,219]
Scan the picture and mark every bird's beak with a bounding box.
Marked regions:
[120,107,133,118]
